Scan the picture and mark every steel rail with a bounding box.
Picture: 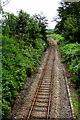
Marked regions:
[26,46,53,120]
[47,58,54,119]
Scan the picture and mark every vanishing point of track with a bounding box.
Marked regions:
[27,43,55,120]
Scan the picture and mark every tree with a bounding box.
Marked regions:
[33,13,48,42]
[2,12,18,37]
[16,10,30,39]
[55,1,80,43]
[2,10,48,46]
[62,16,78,43]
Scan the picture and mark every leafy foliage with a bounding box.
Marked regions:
[60,43,80,86]
[2,10,48,118]
[62,16,79,43]
[2,12,18,37]
[47,33,66,44]
[54,1,80,96]
[54,2,80,43]
[49,33,80,117]
[50,33,80,98]
[33,14,48,42]
[52,2,80,116]
[2,36,26,117]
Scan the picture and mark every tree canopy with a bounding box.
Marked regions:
[54,2,80,43]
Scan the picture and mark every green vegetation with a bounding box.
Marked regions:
[54,2,80,43]
[47,33,66,44]
[72,98,79,117]
[2,1,80,119]
[70,92,79,117]
[46,29,54,34]
[2,10,48,118]
[49,33,80,117]
[60,43,80,85]
[54,1,80,97]
[48,3,80,115]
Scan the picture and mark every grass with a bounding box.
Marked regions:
[70,91,79,117]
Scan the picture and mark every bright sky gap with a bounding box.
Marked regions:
[3,0,61,29]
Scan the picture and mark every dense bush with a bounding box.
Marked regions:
[54,2,80,43]
[62,16,79,43]
[2,36,47,118]
[2,10,48,118]
[60,43,80,88]
[2,36,26,117]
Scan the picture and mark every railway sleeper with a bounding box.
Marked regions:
[34,105,48,107]
[32,109,47,112]
[38,93,49,96]
[36,97,49,99]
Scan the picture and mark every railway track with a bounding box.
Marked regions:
[26,44,55,120]
[11,38,75,119]
[23,39,75,120]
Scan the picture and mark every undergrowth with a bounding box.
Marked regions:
[2,36,47,118]
[2,10,48,119]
